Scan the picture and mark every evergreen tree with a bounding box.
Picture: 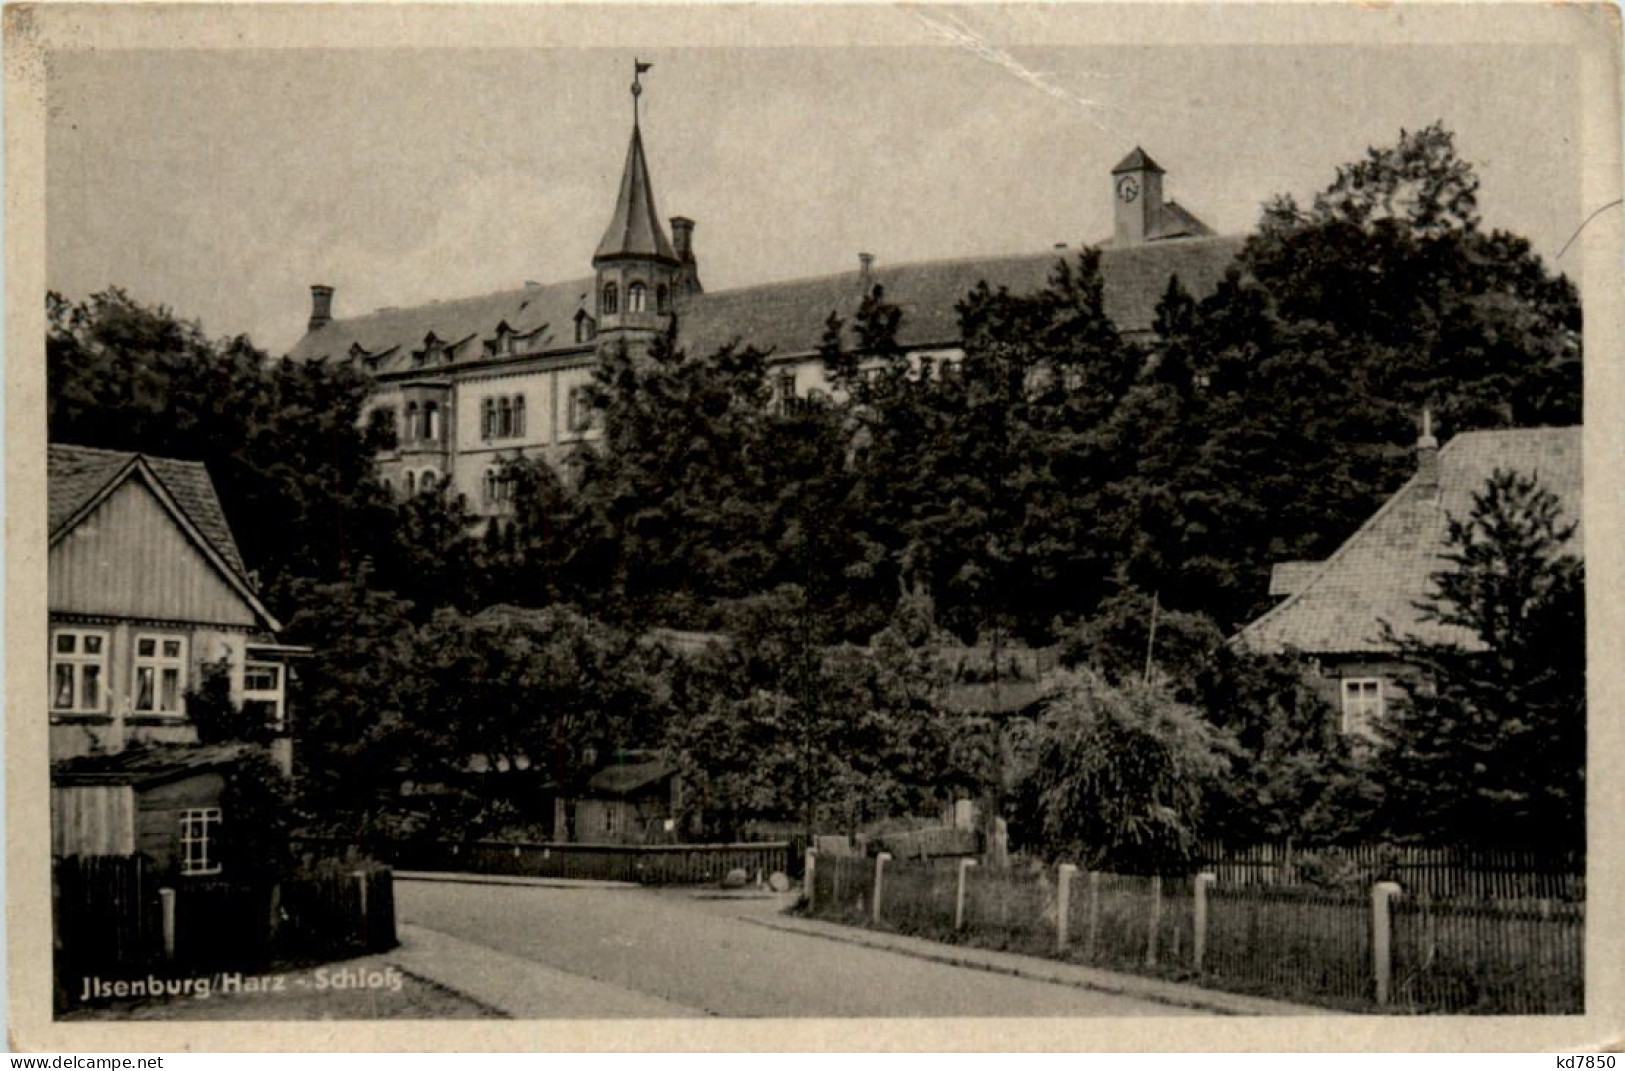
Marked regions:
[1377,469,1585,854]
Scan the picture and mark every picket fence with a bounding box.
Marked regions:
[805,852,1583,1015]
[1197,842,1584,901]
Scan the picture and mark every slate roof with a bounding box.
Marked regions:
[595,124,678,264]
[286,278,593,367]
[49,443,250,580]
[1237,427,1582,656]
[1113,147,1165,175]
[52,743,249,787]
[675,236,1244,360]
[287,237,1244,369]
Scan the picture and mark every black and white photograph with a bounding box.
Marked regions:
[8,0,1622,1051]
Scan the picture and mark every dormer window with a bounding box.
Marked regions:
[602,283,618,316]
[628,282,647,314]
[575,313,596,344]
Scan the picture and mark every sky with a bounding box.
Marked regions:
[45,14,1585,357]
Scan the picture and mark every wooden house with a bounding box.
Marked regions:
[49,444,303,867]
[1235,425,1581,734]
[557,752,681,845]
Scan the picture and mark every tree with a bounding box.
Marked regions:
[1141,124,1580,630]
[47,289,402,607]
[1377,469,1584,853]
[1014,670,1232,873]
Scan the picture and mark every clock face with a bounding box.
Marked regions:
[1117,176,1140,203]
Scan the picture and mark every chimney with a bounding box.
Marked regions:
[308,284,334,332]
[670,216,702,296]
[858,252,875,291]
[1415,407,1440,489]
[671,217,695,263]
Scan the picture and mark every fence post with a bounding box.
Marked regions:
[1371,880,1402,1007]
[872,852,891,924]
[1085,871,1102,961]
[1193,871,1216,972]
[1056,864,1077,953]
[159,887,176,962]
[354,869,369,948]
[804,849,818,912]
[955,858,977,931]
[1145,875,1163,968]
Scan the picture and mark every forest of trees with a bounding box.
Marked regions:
[46,124,1585,860]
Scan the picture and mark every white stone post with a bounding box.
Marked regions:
[1084,871,1102,960]
[159,887,177,961]
[1193,872,1217,972]
[1056,864,1077,953]
[354,869,369,947]
[872,852,892,924]
[804,849,818,912]
[1145,875,1164,968]
[955,858,977,931]
[1372,881,1402,1006]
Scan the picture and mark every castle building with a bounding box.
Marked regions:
[287,70,1243,516]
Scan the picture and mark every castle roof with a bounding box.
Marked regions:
[594,123,677,265]
[1235,426,1582,656]
[289,235,1244,369]
[1112,146,1165,175]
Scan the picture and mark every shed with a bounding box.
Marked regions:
[51,743,247,875]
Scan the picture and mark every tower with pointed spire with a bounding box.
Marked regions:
[593,60,682,351]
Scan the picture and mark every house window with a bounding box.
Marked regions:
[133,634,187,716]
[513,396,526,437]
[484,467,499,504]
[179,808,222,876]
[776,372,798,416]
[242,662,285,731]
[404,470,416,495]
[482,398,496,440]
[51,629,108,714]
[405,402,419,442]
[601,283,618,316]
[567,386,592,435]
[576,315,596,344]
[603,803,618,837]
[424,402,441,441]
[498,397,513,438]
[627,282,647,314]
[1341,678,1384,734]
[656,284,670,314]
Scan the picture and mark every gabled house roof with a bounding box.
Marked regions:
[1236,426,1582,656]
[49,443,279,632]
[584,753,676,797]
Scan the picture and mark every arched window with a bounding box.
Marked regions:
[513,396,527,437]
[383,475,395,495]
[404,470,416,495]
[424,402,441,441]
[628,282,647,313]
[405,402,419,442]
[656,284,670,313]
[601,283,618,315]
[498,397,513,438]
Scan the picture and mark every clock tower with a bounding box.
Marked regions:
[1112,146,1165,246]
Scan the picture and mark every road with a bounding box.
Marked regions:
[395,878,1201,1017]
